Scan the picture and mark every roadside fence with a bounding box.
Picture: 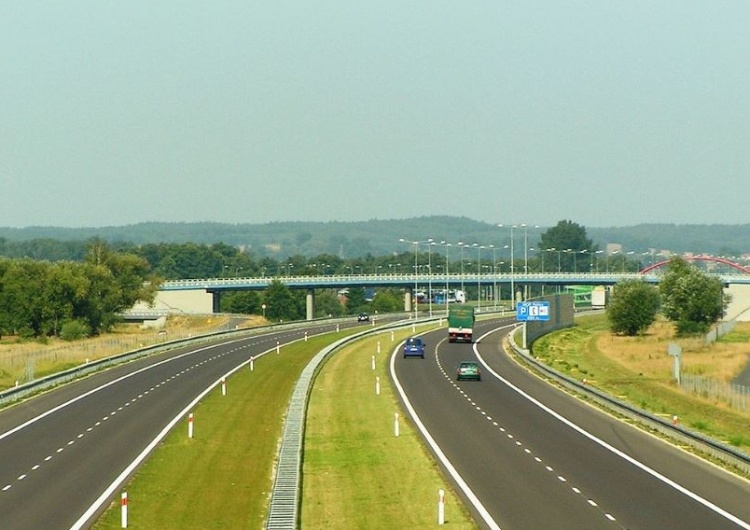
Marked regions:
[680,373,750,414]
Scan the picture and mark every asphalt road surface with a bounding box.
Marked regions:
[392,317,750,530]
[0,320,357,530]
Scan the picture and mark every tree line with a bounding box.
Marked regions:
[0,241,156,339]
[0,221,731,339]
[607,256,728,337]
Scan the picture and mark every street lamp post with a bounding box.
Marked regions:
[458,241,466,294]
[498,224,517,307]
[399,238,419,317]
[489,244,497,309]
[594,250,603,272]
[474,244,483,311]
[427,238,434,317]
[522,224,538,274]
[521,224,538,299]
[565,249,576,273]
[399,237,433,318]
[438,241,451,314]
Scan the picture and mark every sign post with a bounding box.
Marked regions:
[516,301,551,349]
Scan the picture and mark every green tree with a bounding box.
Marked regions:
[313,290,346,318]
[0,259,50,337]
[223,291,262,314]
[263,280,305,322]
[537,220,597,272]
[43,261,90,336]
[659,256,727,336]
[606,280,660,336]
[371,288,404,314]
[344,287,368,314]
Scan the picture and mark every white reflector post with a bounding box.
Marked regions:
[438,489,445,525]
[121,492,128,528]
[188,413,194,439]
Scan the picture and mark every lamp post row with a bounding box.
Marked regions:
[400,225,541,310]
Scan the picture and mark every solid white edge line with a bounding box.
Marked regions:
[474,326,750,530]
[69,327,331,530]
[69,347,266,530]
[0,337,252,443]
[390,342,502,530]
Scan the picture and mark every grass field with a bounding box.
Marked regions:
[531,314,750,451]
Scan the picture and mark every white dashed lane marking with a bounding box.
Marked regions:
[0,340,266,495]
[434,350,624,528]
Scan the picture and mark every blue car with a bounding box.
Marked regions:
[403,337,425,359]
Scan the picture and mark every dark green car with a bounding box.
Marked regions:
[456,361,481,381]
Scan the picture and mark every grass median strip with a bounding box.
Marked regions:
[301,329,477,529]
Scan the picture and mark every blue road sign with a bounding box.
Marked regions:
[516,301,551,322]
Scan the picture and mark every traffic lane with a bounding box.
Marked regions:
[0,336,262,529]
[396,341,623,529]
[0,333,265,483]
[395,327,750,529]
[0,323,345,530]
[474,326,750,526]
[396,327,628,529]
[0,321,344,433]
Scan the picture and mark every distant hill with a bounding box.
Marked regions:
[0,217,748,259]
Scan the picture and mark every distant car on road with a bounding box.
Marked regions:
[456,361,481,381]
[403,337,425,358]
[357,313,370,322]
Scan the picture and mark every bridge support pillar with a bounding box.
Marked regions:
[306,289,314,321]
[404,287,413,313]
[212,291,221,313]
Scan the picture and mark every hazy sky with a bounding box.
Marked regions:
[2,2,749,229]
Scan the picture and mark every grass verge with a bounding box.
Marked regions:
[531,314,750,452]
[301,329,476,529]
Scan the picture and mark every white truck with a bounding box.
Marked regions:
[591,286,607,308]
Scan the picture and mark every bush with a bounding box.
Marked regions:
[60,320,91,341]
[675,319,710,336]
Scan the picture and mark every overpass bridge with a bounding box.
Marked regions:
[152,271,750,319]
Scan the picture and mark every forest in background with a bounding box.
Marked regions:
[0,216,749,261]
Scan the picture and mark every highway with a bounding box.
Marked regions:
[4,312,750,529]
[0,322,347,530]
[392,317,750,530]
